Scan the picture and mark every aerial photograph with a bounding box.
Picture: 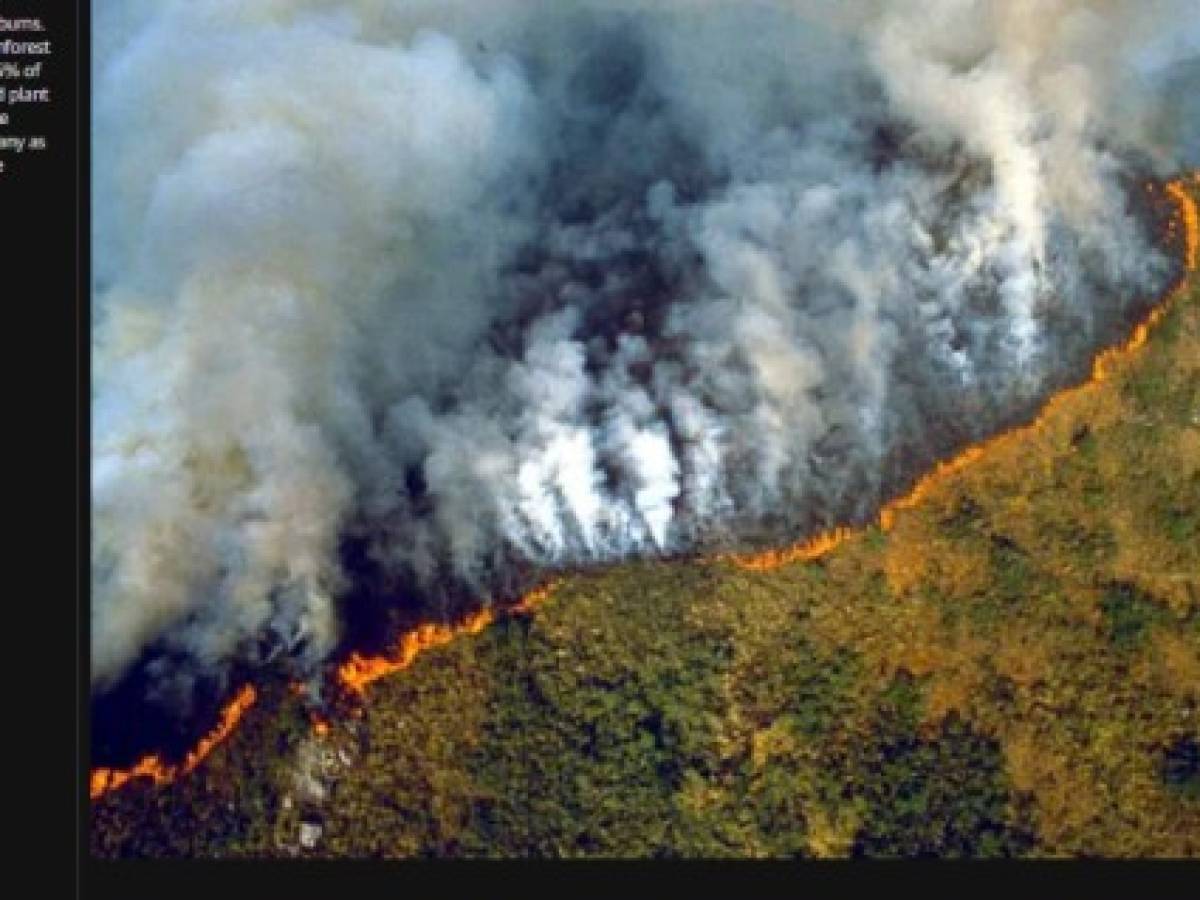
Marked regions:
[89,0,1198,859]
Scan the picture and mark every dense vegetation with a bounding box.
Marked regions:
[91,212,1199,858]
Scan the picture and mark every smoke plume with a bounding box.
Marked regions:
[92,0,1199,708]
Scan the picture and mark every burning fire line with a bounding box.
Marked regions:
[89,683,258,801]
[335,579,561,697]
[728,173,1199,572]
[89,173,1197,802]
[89,582,560,801]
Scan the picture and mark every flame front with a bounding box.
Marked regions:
[1171,174,1199,272]
[90,684,257,801]
[336,580,561,697]
[730,173,1199,572]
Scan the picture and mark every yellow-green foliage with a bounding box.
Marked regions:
[92,259,1200,858]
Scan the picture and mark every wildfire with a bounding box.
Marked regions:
[89,683,257,801]
[336,579,561,697]
[730,173,1199,572]
[88,173,1196,802]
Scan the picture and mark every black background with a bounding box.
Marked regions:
[0,0,84,896]
[0,0,82,889]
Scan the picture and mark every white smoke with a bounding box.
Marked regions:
[91,0,1197,706]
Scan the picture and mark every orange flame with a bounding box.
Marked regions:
[730,173,1198,572]
[336,580,561,697]
[310,712,331,737]
[90,684,257,801]
[1171,173,1199,272]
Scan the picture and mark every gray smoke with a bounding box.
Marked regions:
[91,0,1198,705]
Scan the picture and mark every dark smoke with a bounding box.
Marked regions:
[92,1,1198,714]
